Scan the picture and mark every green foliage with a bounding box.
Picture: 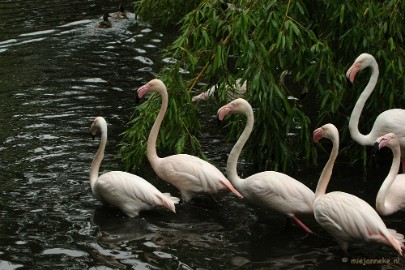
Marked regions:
[134,0,202,28]
[121,0,405,173]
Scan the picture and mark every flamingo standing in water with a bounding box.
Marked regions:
[374,133,405,215]
[217,98,315,234]
[137,79,243,202]
[89,116,179,217]
[312,123,404,255]
[346,53,405,172]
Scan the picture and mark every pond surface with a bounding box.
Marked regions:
[0,1,404,269]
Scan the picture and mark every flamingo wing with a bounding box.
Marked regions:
[314,191,404,254]
[243,171,314,215]
[155,154,241,200]
[95,171,177,216]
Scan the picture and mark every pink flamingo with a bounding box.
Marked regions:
[313,123,404,255]
[137,79,243,202]
[346,53,405,172]
[375,133,405,215]
[217,98,315,234]
[89,116,179,217]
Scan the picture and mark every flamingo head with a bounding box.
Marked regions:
[90,116,107,140]
[346,53,375,83]
[217,98,250,121]
[374,133,397,152]
[137,79,166,99]
[312,123,338,143]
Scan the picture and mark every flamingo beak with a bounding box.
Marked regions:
[372,141,380,156]
[312,128,323,143]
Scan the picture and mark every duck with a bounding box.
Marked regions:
[111,3,128,19]
[96,13,112,29]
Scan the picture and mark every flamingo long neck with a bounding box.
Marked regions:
[146,88,168,164]
[315,135,339,199]
[227,106,254,189]
[90,125,107,191]
[349,60,379,145]
[376,144,401,215]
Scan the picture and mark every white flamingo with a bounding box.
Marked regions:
[346,53,405,172]
[89,116,179,217]
[217,98,315,234]
[375,133,405,216]
[137,79,243,202]
[312,123,404,255]
[192,79,247,103]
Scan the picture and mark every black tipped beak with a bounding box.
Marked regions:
[135,93,140,104]
[91,134,96,141]
[346,76,353,88]
[300,92,307,100]
[217,115,225,128]
[372,142,380,156]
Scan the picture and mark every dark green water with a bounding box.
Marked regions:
[0,1,404,269]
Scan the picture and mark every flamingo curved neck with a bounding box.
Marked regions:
[227,106,254,188]
[376,145,401,215]
[90,125,107,191]
[349,60,379,145]
[147,88,168,164]
[315,135,339,199]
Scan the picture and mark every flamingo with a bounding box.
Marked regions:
[374,133,405,216]
[217,98,315,234]
[96,13,112,29]
[346,53,405,172]
[137,79,243,202]
[89,116,179,217]
[312,123,404,255]
[192,79,247,103]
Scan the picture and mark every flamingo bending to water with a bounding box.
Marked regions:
[312,123,404,255]
[217,98,315,234]
[374,133,405,216]
[346,53,405,172]
[137,79,243,202]
[89,116,179,217]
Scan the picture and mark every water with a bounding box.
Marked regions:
[0,1,404,269]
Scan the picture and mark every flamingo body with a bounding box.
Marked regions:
[192,79,247,103]
[89,117,179,217]
[217,98,314,233]
[94,171,178,217]
[239,171,314,217]
[137,79,243,202]
[313,123,404,255]
[150,153,241,202]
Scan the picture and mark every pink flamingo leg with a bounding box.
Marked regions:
[292,215,315,234]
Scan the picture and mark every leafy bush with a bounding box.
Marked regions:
[121,0,404,173]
